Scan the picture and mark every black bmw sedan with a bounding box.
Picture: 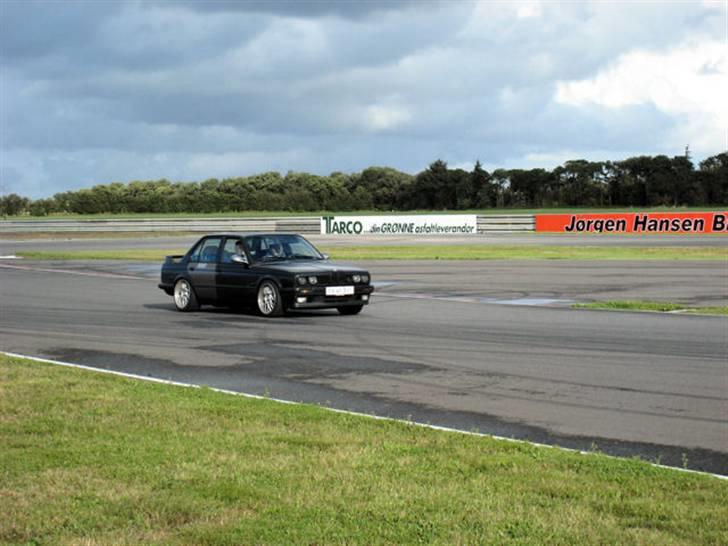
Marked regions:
[159,233,373,316]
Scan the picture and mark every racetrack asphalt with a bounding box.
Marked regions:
[1,255,726,475]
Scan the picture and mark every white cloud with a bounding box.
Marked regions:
[555,40,728,153]
[3,1,726,197]
[364,104,412,131]
[232,18,330,74]
[331,99,412,132]
[516,1,542,19]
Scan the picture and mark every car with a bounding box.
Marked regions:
[158,233,374,316]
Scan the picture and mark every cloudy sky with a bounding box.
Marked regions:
[1,0,726,198]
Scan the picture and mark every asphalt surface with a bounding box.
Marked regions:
[1,256,726,474]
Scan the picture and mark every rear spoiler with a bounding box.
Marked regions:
[165,255,184,264]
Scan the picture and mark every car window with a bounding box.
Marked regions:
[287,239,315,257]
[244,235,322,262]
[221,238,243,264]
[188,240,203,262]
[245,236,264,261]
[245,236,278,261]
[190,237,221,263]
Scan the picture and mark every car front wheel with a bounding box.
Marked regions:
[173,278,199,312]
[257,280,284,317]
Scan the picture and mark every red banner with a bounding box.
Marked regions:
[535,212,727,234]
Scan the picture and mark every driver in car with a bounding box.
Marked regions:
[268,242,284,258]
[235,240,245,257]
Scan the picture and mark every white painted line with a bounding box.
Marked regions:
[0,255,21,259]
[0,262,144,280]
[3,350,726,481]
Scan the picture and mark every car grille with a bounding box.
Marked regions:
[319,271,360,285]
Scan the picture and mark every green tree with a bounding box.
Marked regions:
[451,168,473,209]
[553,160,606,207]
[489,170,510,208]
[618,156,653,207]
[471,161,493,208]
[408,160,451,209]
[509,169,551,207]
[0,193,30,216]
[29,198,55,216]
[669,155,697,205]
[698,152,728,204]
[354,167,413,210]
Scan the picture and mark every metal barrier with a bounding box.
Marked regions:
[1,215,537,234]
[0,217,322,234]
[476,215,535,233]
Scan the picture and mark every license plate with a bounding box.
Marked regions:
[326,286,354,296]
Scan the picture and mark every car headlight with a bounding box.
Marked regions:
[297,276,307,286]
[308,276,318,284]
[352,274,361,283]
[361,274,370,283]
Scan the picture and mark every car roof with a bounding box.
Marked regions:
[201,233,301,238]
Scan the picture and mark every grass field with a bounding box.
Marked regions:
[0,230,201,241]
[1,354,726,545]
[4,205,726,222]
[14,245,728,262]
[323,245,728,261]
[573,300,728,316]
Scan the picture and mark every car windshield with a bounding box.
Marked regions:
[244,234,324,262]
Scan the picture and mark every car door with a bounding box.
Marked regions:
[217,237,258,304]
[188,237,222,302]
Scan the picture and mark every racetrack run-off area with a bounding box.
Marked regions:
[1,232,726,475]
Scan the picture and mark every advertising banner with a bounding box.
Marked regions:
[535,212,728,234]
[321,215,478,235]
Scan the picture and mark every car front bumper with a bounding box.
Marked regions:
[291,284,374,309]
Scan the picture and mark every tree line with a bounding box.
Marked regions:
[2,152,726,216]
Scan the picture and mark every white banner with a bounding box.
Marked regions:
[321,215,478,235]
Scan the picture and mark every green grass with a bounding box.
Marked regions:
[16,248,188,261]
[574,300,728,315]
[15,245,728,262]
[0,230,199,241]
[1,354,726,545]
[325,245,728,261]
[5,205,726,221]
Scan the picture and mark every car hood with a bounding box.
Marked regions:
[252,260,367,275]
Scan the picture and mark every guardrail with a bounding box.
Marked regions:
[0,217,322,234]
[477,215,535,233]
[0,215,537,234]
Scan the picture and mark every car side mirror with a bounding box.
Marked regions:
[322,253,330,260]
[232,253,249,266]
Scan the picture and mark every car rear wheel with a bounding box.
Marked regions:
[337,305,363,315]
[173,278,199,312]
[257,280,284,317]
